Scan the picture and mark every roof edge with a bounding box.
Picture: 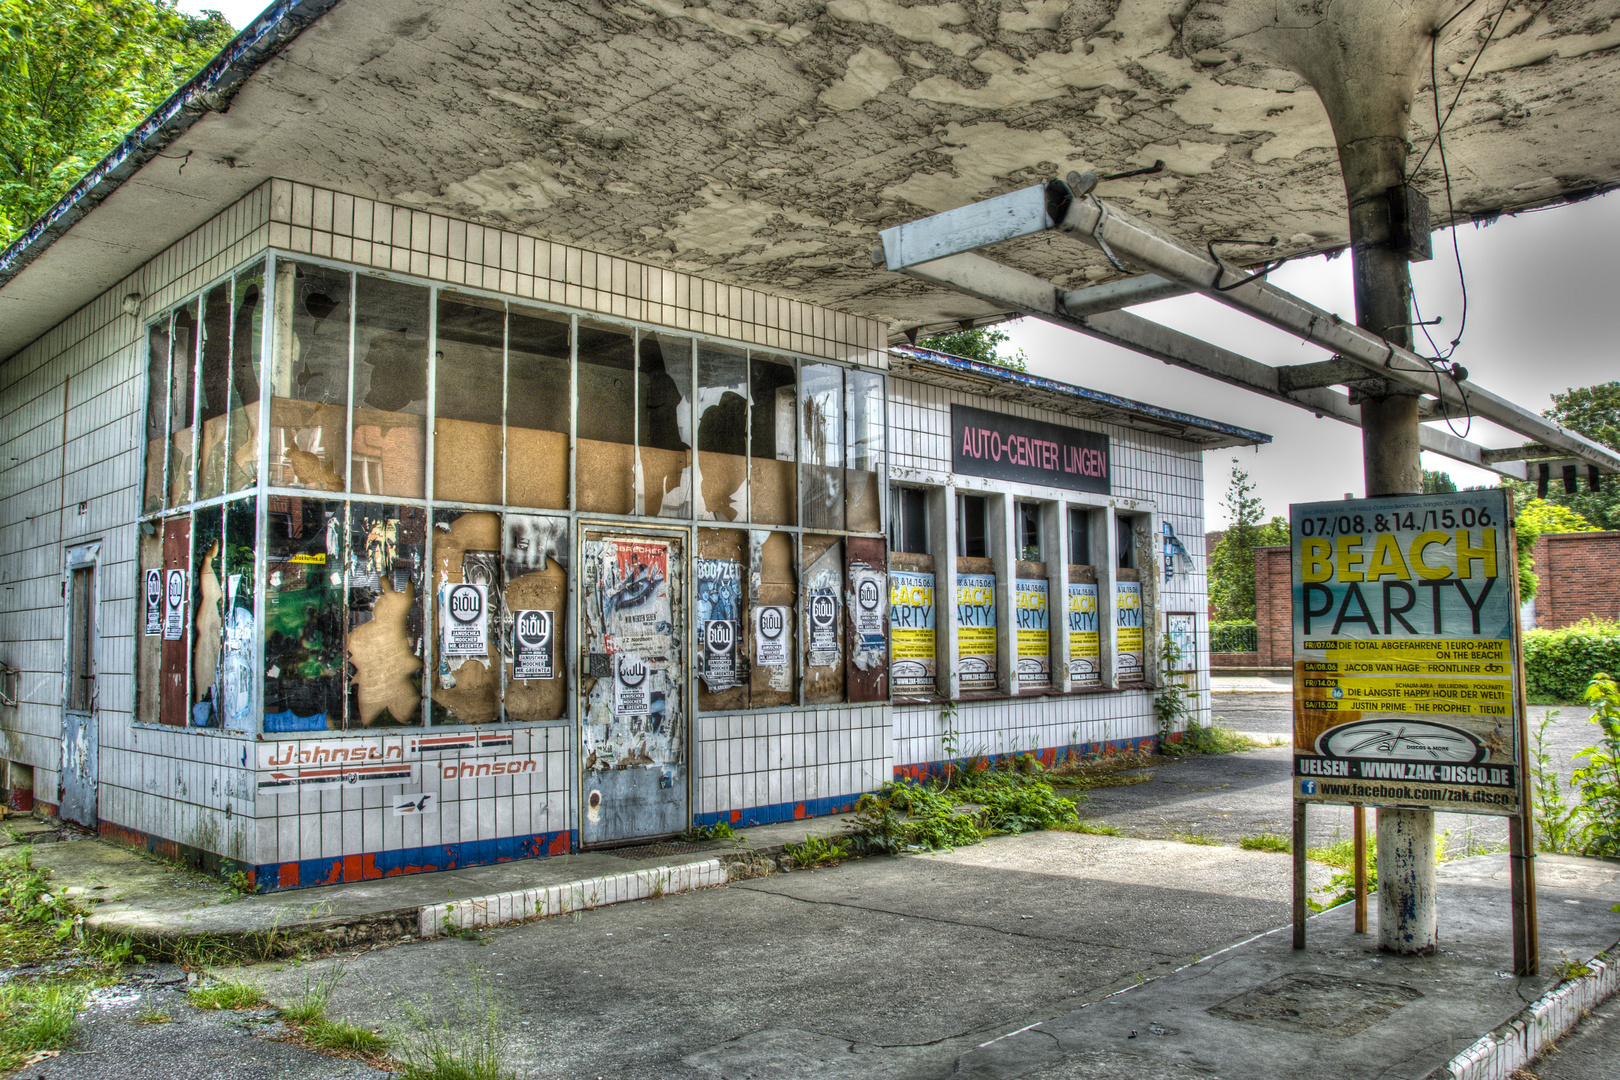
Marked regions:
[890,343,1272,447]
[0,0,339,290]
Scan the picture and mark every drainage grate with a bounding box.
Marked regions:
[1208,973,1423,1037]
[602,840,723,860]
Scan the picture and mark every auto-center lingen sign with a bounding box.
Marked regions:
[951,404,1109,494]
[1290,489,1522,816]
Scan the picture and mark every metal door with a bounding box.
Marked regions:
[60,543,100,827]
[578,528,688,846]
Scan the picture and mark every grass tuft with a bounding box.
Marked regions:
[1171,832,1221,846]
[188,979,265,1010]
[1239,833,1291,853]
[0,980,86,1070]
[1051,819,1122,837]
[394,973,520,1080]
[302,1016,390,1054]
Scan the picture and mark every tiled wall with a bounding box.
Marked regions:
[267,180,886,368]
[693,705,892,827]
[894,693,1159,775]
[0,186,271,838]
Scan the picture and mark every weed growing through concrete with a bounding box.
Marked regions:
[187,979,266,1010]
[1239,833,1291,853]
[1051,820,1122,837]
[393,971,521,1080]
[843,756,1082,854]
[1551,952,1593,981]
[1171,833,1221,846]
[681,821,734,842]
[784,835,848,868]
[134,992,174,1024]
[0,979,86,1069]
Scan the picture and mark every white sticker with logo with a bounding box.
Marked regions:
[613,652,651,717]
[512,609,555,680]
[442,582,489,657]
[755,605,789,667]
[392,792,437,817]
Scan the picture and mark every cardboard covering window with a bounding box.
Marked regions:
[433,294,505,505]
[345,502,426,728]
[502,514,568,721]
[143,321,169,514]
[351,275,429,499]
[165,302,197,508]
[269,262,349,492]
[159,516,191,727]
[576,321,636,515]
[802,534,845,704]
[227,270,263,492]
[845,535,888,701]
[749,355,797,526]
[750,530,797,709]
[506,306,571,510]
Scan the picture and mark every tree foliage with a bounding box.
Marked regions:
[1506,381,1620,531]
[918,325,1028,371]
[1208,459,1288,622]
[0,0,234,245]
[1422,469,1456,493]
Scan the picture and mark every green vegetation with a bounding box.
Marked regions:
[0,979,85,1069]
[1171,832,1220,847]
[843,756,1082,855]
[393,974,521,1080]
[1507,382,1620,531]
[1208,459,1289,623]
[1209,621,1257,654]
[1533,674,1620,857]
[681,821,734,842]
[1052,819,1121,837]
[187,979,265,1010]
[1239,833,1291,853]
[1,0,236,244]
[1165,717,1268,756]
[917,325,1028,371]
[783,834,848,868]
[1524,620,1620,704]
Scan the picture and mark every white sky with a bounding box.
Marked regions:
[183,3,1617,531]
[1006,193,1620,528]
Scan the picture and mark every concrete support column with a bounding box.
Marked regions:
[1376,809,1437,952]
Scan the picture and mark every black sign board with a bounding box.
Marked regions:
[951,404,1109,494]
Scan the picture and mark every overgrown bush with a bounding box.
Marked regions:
[1531,673,1620,857]
[1524,620,1620,703]
[1210,622,1258,654]
[842,761,1081,854]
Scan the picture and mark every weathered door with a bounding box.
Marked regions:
[578,528,688,846]
[60,543,100,827]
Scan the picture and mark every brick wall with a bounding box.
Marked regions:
[1533,532,1620,628]
[1254,546,1292,667]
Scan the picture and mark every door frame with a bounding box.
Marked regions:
[60,541,102,827]
[576,522,693,848]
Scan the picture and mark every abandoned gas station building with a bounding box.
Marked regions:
[0,4,1275,889]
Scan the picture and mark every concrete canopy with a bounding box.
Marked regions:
[4,0,1620,362]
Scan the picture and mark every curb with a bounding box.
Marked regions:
[419,857,729,938]
[1441,944,1619,1080]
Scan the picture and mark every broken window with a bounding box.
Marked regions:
[502,514,568,722]
[639,331,692,518]
[890,487,928,555]
[575,321,635,514]
[227,270,263,492]
[1117,514,1136,570]
[505,306,571,510]
[196,284,232,500]
[749,354,796,526]
[1068,507,1092,567]
[143,321,170,514]
[166,301,198,507]
[800,364,843,531]
[429,509,501,725]
[697,528,747,712]
[219,499,258,732]
[263,497,346,731]
[348,502,426,727]
[352,275,429,499]
[748,530,796,709]
[802,533,844,704]
[844,368,884,533]
[191,505,224,726]
[269,261,349,491]
[136,527,162,723]
[957,494,988,559]
[1017,502,1042,563]
[159,515,191,726]
[433,293,505,505]
[695,343,748,522]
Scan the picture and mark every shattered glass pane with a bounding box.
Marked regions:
[263,497,346,731]
[196,283,232,500]
[576,321,635,514]
[348,502,426,727]
[269,261,349,492]
[800,364,843,531]
[166,301,198,507]
[143,321,170,514]
[639,331,692,518]
[696,343,748,522]
[433,293,505,505]
[506,306,571,510]
[352,275,429,498]
[845,369,884,533]
[227,269,263,492]
[749,354,797,525]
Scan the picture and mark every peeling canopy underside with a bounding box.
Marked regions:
[6,0,1620,360]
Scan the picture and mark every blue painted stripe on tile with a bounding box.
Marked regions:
[253,828,578,892]
[899,734,1159,782]
[691,792,868,830]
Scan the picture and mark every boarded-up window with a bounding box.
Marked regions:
[143,322,170,514]
[639,332,692,518]
[269,262,349,491]
[347,502,426,727]
[696,344,748,522]
[845,369,884,533]
[845,535,888,701]
[166,302,198,508]
[697,529,747,712]
[802,533,844,704]
[502,514,568,721]
[352,275,429,498]
[576,321,635,514]
[264,498,345,731]
[506,307,571,510]
[196,284,232,500]
[428,510,500,724]
[749,530,796,709]
[160,515,191,726]
[433,294,505,505]
[800,365,843,531]
[136,529,162,723]
[228,270,263,492]
[749,354,796,526]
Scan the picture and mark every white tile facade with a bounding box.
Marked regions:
[1,178,1221,887]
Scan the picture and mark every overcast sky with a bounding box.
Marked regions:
[188,4,1616,531]
[1008,192,1620,527]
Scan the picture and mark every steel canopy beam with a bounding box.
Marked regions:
[897,251,1525,480]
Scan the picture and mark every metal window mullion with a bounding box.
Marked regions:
[344,271,357,492]
[186,299,204,508]
[743,350,753,527]
[255,256,277,738]
[632,330,642,516]
[499,301,510,724]
[423,286,439,729]
[690,338,702,520]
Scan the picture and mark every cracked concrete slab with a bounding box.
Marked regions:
[9,0,1620,358]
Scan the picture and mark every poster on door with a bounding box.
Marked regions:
[512,609,555,680]
[697,558,743,692]
[956,573,997,690]
[163,569,187,640]
[613,652,652,717]
[144,568,163,636]
[1067,583,1101,687]
[889,571,936,693]
[1016,579,1050,689]
[605,540,671,657]
[1117,580,1144,681]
